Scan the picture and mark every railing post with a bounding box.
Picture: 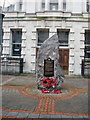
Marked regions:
[20,58,23,73]
[81,60,84,76]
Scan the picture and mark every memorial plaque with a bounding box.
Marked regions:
[44,58,54,77]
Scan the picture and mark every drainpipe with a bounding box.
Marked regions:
[0,14,4,74]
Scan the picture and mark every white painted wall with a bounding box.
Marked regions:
[25,0,36,13]
[14,0,88,13]
[72,0,82,13]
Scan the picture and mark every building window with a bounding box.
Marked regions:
[1,29,3,54]
[19,0,22,11]
[42,0,45,10]
[85,30,90,58]
[50,0,58,11]
[63,0,66,11]
[57,29,69,46]
[87,0,90,12]
[85,30,90,44]
[37,29,49,46]
[11,29,22,56]
[7,4,15,12]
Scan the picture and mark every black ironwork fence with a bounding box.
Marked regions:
[1,57,23,74]
[81,59,90,77]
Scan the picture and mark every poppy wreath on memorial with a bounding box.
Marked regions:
[41,78,51,87]
[50,78,57,88]
[41,78,57,88]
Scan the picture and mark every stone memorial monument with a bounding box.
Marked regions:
[36,34,64,93]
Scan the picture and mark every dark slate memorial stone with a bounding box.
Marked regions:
[36,34,64,89]
[44,58,54,77]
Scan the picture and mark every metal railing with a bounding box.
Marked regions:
[1,57,23,74]
[81,59,90,77]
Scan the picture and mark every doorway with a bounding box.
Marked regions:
[59,49,69,74]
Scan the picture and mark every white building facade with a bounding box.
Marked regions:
[1,0,90,75]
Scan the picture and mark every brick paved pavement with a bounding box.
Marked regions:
[1,109,89,119]
[1,75,90,119]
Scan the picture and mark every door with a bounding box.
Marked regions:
[36,48,39,58]
[59,49,69,74]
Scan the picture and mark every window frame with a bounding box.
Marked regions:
[87,0,90,12]
[63,0,66,11]
[49,0,58,11]
[42,0,45,10]
[19,0,22,11]
[57,29,69,46]
[11,29,22,56]
[37,28,49,46]
[50,3,58,11]
[84,30,90,59]
[85,30,90,45]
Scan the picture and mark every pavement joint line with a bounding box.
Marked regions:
[0,77,16,85]
[1,109,90,116]
[1,114,90,119]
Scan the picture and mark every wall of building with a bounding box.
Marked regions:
[2,11,89,75]
[14,0,88,13]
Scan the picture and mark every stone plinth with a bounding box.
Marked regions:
[36,34,64,89]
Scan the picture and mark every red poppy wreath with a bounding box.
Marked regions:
[50,78,57,87]
[41,78,51,87]
[41,78,57,88]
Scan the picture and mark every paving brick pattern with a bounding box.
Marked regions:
[2,87,38,111]
[1,110,90,119]
[1,75,90,119]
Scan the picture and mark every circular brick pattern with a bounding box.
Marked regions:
[19,83,86,100]
[2,77,89,114]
